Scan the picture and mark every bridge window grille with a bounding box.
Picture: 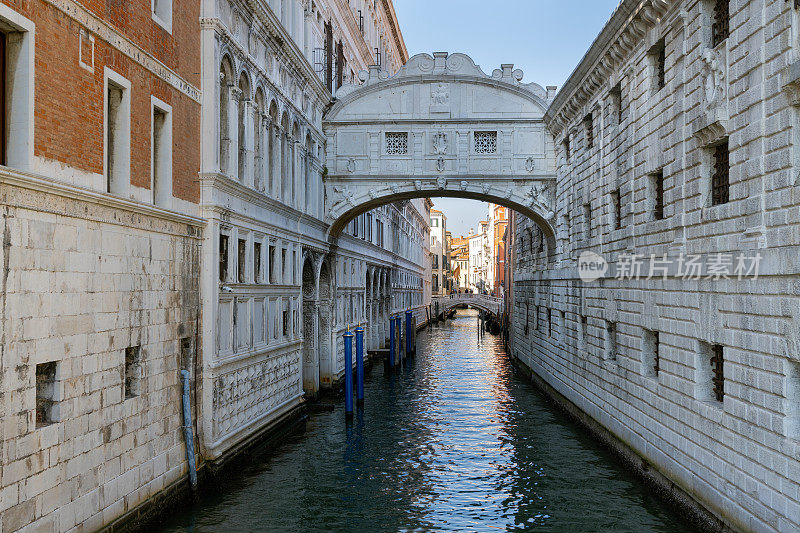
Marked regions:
[386,132,408,154]
[219,234,229,282]
[474,131,497,154]
[711,344,725,402]
[711,141,730,205]
[711,0,729,48]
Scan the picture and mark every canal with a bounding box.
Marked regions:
[160,309,696,532]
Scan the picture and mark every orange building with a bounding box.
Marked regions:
[490,204,508,296]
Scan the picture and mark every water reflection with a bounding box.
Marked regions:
[159,309,695,532]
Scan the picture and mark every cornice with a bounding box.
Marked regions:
[381,0,409,64]
[544,0,674,137]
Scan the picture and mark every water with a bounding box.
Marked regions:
[160,309,695,532]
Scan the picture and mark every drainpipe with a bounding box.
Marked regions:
[181,369,198,489]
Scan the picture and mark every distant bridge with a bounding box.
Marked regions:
[431,293,503,317]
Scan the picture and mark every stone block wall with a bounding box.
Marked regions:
[510,0,800,530]
[0,171,202,531]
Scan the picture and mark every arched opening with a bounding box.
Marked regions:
[218,57,234,174]
[280,112,290,202]
[317,261,334,387]
[253,88,265,192]
[237,73,250,183]
[268,100,279,196]
[301,257,319,396]
[304,132,313,213]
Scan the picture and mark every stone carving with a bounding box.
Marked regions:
[436,158,446,172]
[432,132,448,155]
[700,49,725,110]
[460,180,468,191]
[436,176,446,189]
[414,180,422,190]
[431,83,449,107]
[525,157,537,172]
[331,186,357,213]
[346,158,356,173]
[368,189,378,199]
[390,184,400,195]
[526,184,550,209]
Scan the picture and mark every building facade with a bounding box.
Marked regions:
[429,208,447,295]
[509,0,800,530]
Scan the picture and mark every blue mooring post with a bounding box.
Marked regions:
[405,309,413,359]
[355,327,365,405]
[388,316,396,370]
[344,329,354,417]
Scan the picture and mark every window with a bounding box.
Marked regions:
[643,329,660,378]
[611,189,622,230]
[579,315,588,349]
[105,69,131,196]
[430,217,438,228]
[237,238,246,283]
[583,202,591,239]
[293,250,297,285]
[254,241,262,283]
[433,254,439,269]
[584,113,594,149]
[0,7,34,170]
[711,0,729,48]
[269,244,276,283]
[610,83,623,126]
[36,362,58,427]
[710,141,730,205]
[180,337,194,373]
[386,132,408,155]
[547,308,552,337]
[366,213,373,242]
[605,322,617,361]
[219,234,229,282]
[283,300,289,337]
[474,131,497,154]
[124,346,141,399]
[524,303,530,335]
[786,360,800,439]
[650,39,666,92]
[696,341,724,403]
[152,0,172,32]
[152,97,172,207]
[281,248,287,284]
[563,136,570,162]
[650,170,665,220]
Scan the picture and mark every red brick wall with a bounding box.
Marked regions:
[2,0,200,203]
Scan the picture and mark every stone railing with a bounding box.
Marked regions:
[431,293,502,315]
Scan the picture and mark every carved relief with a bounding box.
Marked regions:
[432,132,448,155]
[700,49,725,111]
[432,84,449,106]
[346,158,356,173]
[436,158,446,172]
[460,180,468,191]
[525,157,537,172]
[436,177,446,189]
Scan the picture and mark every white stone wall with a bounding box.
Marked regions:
[0,171,202,532]
[511,1,800,530]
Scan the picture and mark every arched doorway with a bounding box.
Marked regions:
[301,258,319,395]
[317,261,334,387]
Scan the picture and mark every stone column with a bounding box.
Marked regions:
[273,125,282,198]
[229,87,242,179]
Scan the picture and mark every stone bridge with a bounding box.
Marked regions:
[432,293,503,317]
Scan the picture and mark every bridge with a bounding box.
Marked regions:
[431,293,503,317]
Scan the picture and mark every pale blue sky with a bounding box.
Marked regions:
[392,0,620,236]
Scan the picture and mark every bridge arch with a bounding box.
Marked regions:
[322,52,558,246]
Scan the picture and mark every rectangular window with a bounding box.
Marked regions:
[583,202,591,239]
[524,303,530,335]
[786,360,800,439]
[651,39,666,92]
[610,83,623,126]
[292,250,297,285]
[474,131,498,154]
[366,213,373,242]
[377,221,384,247]
[254,241,262,283]
[650,170,665,220]
[281,248,287,284]
[386,132,408,155]
[711,0,729,47]
[711,344,725,402]
[611,189,622,230]
[151,97,172,207]
[584,113,594,149]
[219,234,229,282]
[152,0,172,32]
[643,329,660,378]
[237,238,247,283]
[579,315,588,349]
[0,10,34,171]
[36,362,58,427]
[563,136,570,162]
[431,218,438,228]
[696,341,724,403]
[547,308,552,337]
[269,244,277,283]
[283,301,289,337]
[605,322,617,361]
[433,254,439,269]
[711,141,730,205]
[0,31,5,166]
[105,69,131,196]
[124,346,141,399]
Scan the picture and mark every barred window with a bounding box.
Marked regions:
[474,131,497,154]
[584,113,594,149]
[651,38,666,91]
[711,141,730,205]
[711,0,729,48]
[651,170,665,220]
[611,189,622,229]
[711,344,725,402]
[385,132,408,155]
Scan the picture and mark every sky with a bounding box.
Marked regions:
[392,0,621,237]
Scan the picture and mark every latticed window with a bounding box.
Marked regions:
[711,141,730,205]
[386,132,408,155]
[711,344,725,402]
[584,113,594,149]
[474,131,497,154]
[711,0,729,48]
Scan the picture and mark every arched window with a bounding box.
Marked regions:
[237,74,250,183]
[219,58,234,174]
[254,89,265,192]
[268,101,279,196]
